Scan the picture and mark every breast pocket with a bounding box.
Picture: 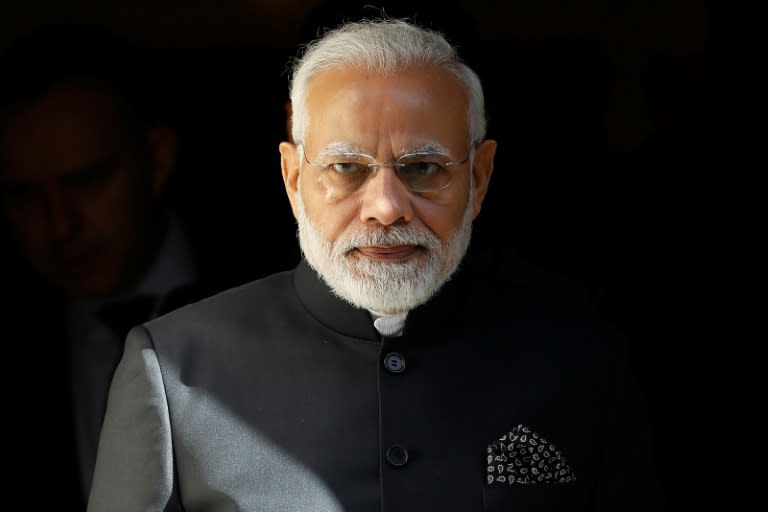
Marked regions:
[482,483,580,512]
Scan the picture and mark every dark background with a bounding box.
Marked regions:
[1,1,716,509]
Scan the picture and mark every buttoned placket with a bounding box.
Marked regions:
[377,329,415,511]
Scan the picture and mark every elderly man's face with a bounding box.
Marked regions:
[280,64,495,313]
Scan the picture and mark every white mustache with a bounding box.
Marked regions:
[337,225,439,254]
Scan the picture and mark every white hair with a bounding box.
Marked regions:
[288,18,486,145]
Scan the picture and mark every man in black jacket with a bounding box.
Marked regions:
[88,18,663,511]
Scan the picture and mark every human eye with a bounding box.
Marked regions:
[397,154,452,191]
[398,152,451,177]
[399,161,443,177]
[61,161,116,188]
[328,160,369,176]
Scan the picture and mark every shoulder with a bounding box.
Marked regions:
[146,268,298,337]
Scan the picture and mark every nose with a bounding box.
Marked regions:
[359,165,414,226]
[43,185,77,241]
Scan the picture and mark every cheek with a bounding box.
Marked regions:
[86,187,133,220]
[91,168,152,226]
[1,198,57,251]
[306,197,355,243]
[418,205,462,241]
[412,190,470,242]
[91,191,150,250]
[300,174,357,242]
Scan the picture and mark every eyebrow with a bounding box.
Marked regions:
[316,141,453,158]
[403,143,452,155]
[316,142,365,158]
[59,156,119,185]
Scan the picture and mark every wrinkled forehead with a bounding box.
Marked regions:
[303,64,470,156]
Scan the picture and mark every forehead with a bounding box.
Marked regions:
[0,81,127,181]
[303,64,469,154]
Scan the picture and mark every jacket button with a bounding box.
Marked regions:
[383,352,406,374]
[386,445,409,467]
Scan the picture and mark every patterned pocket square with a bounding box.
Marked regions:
[486,424,575,485]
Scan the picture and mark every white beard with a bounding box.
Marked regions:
[296,186,474,314]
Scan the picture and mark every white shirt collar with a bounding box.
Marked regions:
[368,309,409,337]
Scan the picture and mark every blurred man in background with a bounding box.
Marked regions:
[0,25,205,507]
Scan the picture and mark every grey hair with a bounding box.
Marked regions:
[288,18,486,146]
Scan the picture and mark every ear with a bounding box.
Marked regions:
[469,139,497,219]
[279,141,301,220]
[147,124,177,196]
